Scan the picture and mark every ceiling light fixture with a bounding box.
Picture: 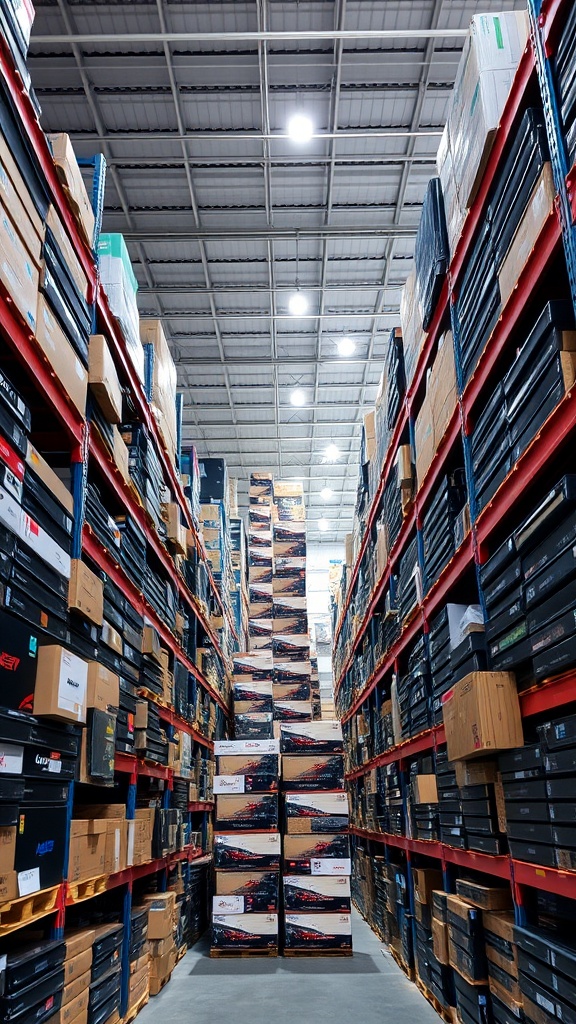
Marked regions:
[287,113,314,143]
[324,444,341,463]
[318,518,330,533]
[320,487,333,501]
[338,337,356,357]
[290,388,306,407]
[288,290,309,317]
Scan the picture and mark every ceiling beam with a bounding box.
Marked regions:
[124,227,415,241]
[56,129,442,143]
[33,28,467,45]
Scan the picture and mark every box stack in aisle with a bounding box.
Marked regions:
[280,720,352,955]
[211,737,280,955]
[272,479,312,727]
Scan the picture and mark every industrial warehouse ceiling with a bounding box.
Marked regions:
[29,0,526,542]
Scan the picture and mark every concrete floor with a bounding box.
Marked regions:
[137,909,442,1024]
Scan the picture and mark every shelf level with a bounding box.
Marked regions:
[351,827,513,881]
[346,725,446,780]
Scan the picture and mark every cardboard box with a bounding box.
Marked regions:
[282,755,344,791]
[33,645,88,723]
[215,793,278,831]
[88,335,122,423]
[140,319,178,456]
[0,132,44,258]
[163,502,187,555]
[68,819,107,881]
[26,441,73,517]
[35,295,87,417]
[411,775,438,804]
[413,867,443,905]
[64,929,95,960]
[499,163,555,308]
[0,871,17,902]
[142,891,176,939]
[142,626,162,663]
[61,970,90,1008]
[147,936,174,959]
[58,989,89,1024]
[284,912,352,951]
[0,200,39,332]
[431,331,458,443]
[87,662,119,712]
[48,134,95,247]
[128,964,149,1007]
[442,671,523,760]
[211,913,278,950]
[432,916,449,965]
[0,825,15,873]
[214,832,281,869]
[454,759,498,788]
[415,390,436,489]
[455,879,512,911]
[112,426,130,485]
[68,560,104,625]
[63,948,92,985]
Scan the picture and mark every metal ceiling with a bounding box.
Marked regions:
[29,0,526,542]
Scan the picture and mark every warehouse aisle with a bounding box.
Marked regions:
[136,910,442,1024]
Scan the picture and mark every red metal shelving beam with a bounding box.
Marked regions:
[83,527,230,717]
[188,802,214,812]
[512,860,576,899]
[346,725,446,780]
[567,163,576,226]
[540,0,570,50]
[449,42,536,288]
[113,752,171,780]
[519,672,576,718]
[156,706,214,750]
[461,210,562,423]
[351,827,513,881]
[443,846,512,880]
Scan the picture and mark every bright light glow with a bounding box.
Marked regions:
[288,291,309,316]
[320,487,333,501]
[338,337,356,357]
[318,518,330,533]
[290,388,306,407]
[287,114,314,143]
[324,444,341,463]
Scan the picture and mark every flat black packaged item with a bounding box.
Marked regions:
[507,837,556,867]
[91,924,124,972]
[0,368,30,435]
[489,108,549,266]
[513,476,576,554]
[88,990,121,1024]
[415,177,449,329]
[88,964,121,1012]
[0,939,65,994]
[0,967,64,1022]
[2,583,68,645]
[533,628,576,681]
[14,803,68,888]
[87,709,116,782]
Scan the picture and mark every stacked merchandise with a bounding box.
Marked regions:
[211,737,280,954]
[248,471,274,658]
[139,891,177,994]
[140,319,178,464]
[127,908,150,1014]
[455,760,507,858]
[396,633,432,741]
[310,654,321,720]
[428,604,487,725]
[0,929,93,1024]
[281,721,352,954]
[409,766,439,842]
[411,867,445,998]
[272,479,311,726]
[421,470,468,593]
[436,749,466,851]
[120,422,165,536]
[199,457,235,664]
[556,5,576,165]
[89,922,123,1024]
[230,516,249,651]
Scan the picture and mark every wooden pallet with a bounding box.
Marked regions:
[389,944,415,981]
[0,885,60,935]
[67,875,107,904]
[415,977,457,1024]
[137,688,172,711]
[149,973,172,996]
[123,989,150,1024]
[210,947,278,958]
[176,944,187,964]
[284,948,353,957]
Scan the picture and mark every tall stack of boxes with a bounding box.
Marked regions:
[280,721,352,954]
[272,480,312,726]
[248,471,275,657]
[211,738,281,954]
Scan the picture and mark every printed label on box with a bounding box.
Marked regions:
[0,743,24,775]
[18,866,40,896]
[214,776,245,794]
[310,859,352,876]
[212,895,244,914]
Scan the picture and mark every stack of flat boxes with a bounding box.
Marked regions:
[310,655,321,720]
[281,721,353,954]
[211,737,281,954]
[272,479,312,726]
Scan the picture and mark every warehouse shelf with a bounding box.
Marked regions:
[449,41,536,288]
[82,527,230,717]
[346,725,446,780]
[519,670,576,717]
[188,801,214,812]
[64,847,210,904]
[422,532,475,620]
[511,859,576,899]
[351,827,513,881]
[156,706,215,750]
[475,385,576,547]
[461,209,562,424]
[89,432,224,658]
[114,752,172,780]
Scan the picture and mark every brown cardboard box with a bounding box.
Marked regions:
[411,775,438,804]
[143,892,176,939]
[112,427,130,485]
[139,319,178,456]
[0,201,39,332]
[442,671,523,760]
[0,144,42,265]
[87,663,119,712]
[431,331,458,442]
[61,970,90,1007]
[148,936,174,958]
[413,867,443,905]
[26,442,74,517]
[106,819,127,875]
[75,803,126,820]
[33,645,88,723]
[164,502,187,554]
[143,626,163,664]
[64,949,92,985]
[64,929,95,960]
[454,759,498,788]
[58,989,89,1024]
[455,879,512,911]
[376,523,388,580]
[88,335,122,423]
[129,953,149,978]
[0,132,44,253]
[499,163,555,308]
[363,410,376,462]
[35,295,87,417]
[46,205,89,301]
[344,533,353,567]
[128,963,149,1006]
[432,917,449,965]
[101,620,122,656]
[273,480,303,498]
[68,561,104,625]
[68,819,107,881]
[415,391,435,489]
[48,134,95,247]
[0,827,15,873]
